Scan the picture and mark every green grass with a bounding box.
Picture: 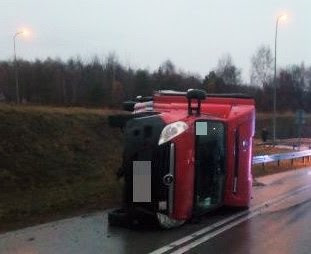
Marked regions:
[0,104,124,231]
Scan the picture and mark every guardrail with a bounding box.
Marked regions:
[253,149,311,167]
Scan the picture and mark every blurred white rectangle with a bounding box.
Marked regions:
[158,201,167,211]
[133,161,151,202]
[196,122,207,135]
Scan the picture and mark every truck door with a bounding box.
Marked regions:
[194,121,226,213]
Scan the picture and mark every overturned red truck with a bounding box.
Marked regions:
[108,89,255,228]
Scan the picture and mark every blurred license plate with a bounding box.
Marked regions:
[133,161,151,202]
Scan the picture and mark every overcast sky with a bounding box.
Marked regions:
[0,0,310,82]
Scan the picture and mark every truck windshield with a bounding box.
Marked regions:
[195,121,226,210]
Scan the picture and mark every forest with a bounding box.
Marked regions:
[1,46,310,112]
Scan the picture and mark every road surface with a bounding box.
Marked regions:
[186,190,311,254]
[1,167,311,254]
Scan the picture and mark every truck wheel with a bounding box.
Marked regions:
[108,209,133,227]
[156,213,185,229]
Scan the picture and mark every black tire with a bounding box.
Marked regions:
[108,209,133,228]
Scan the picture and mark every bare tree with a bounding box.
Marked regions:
[305,66,311,89]
[250,45,273,87]
[159,60,176,75]
[215,54,241,85]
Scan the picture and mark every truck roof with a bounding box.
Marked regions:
[155,90,253,99]
[133,90,255,121]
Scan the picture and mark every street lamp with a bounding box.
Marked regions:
[273,14,287,146]
[13,29,29,103]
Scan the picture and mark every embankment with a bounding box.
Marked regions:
[0,105,123,231]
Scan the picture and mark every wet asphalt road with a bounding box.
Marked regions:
[187,184,311,254]
[1,167,311,254]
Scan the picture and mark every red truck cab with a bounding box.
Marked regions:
[109,89,255,228]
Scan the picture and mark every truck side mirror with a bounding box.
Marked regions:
[123,101,136,112]
[108,114,133,130]
[186,89,207,116]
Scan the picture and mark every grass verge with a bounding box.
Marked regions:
[0,104,124,232]
[252,157,311,178]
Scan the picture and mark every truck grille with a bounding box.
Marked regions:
[125,143,171,214]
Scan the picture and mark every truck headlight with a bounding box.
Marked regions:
[158,121,188,145]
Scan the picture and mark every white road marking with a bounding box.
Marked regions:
[149,210,249,254]
[171,211,261,254]
[150,184,311,254]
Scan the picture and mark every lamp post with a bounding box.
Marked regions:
[273,14,287,146]
[13,31,25,104]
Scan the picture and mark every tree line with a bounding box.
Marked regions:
[0,46,311,112]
